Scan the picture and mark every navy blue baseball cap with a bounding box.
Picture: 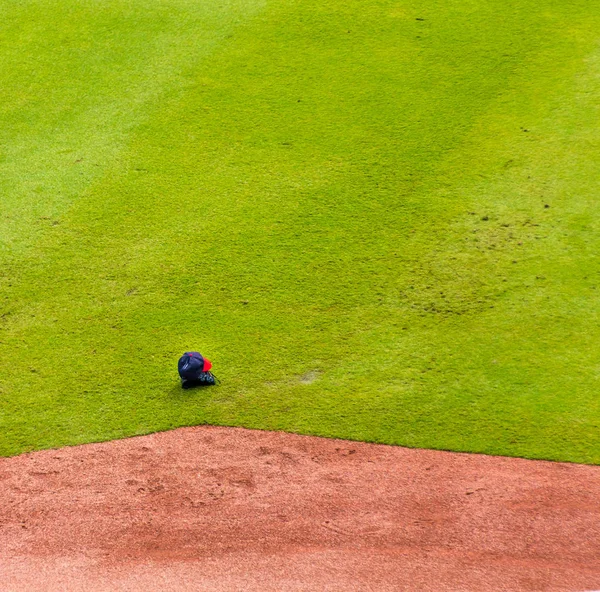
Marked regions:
[178,352,212,380]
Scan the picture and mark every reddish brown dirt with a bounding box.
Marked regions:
[1,426,599,592]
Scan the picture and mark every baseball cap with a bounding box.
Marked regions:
[178,351,212,379]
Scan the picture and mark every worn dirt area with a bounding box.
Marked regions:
[1,426,599,592]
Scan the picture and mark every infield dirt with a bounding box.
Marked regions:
[1,426,599,591]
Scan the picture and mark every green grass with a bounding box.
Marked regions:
[1,0,599,462]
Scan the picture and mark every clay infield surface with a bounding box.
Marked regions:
[1,426,599,591]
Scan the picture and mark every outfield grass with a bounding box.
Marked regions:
[1,0,599,462]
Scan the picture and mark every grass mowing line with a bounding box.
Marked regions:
[0,0,265,256]
[1,0,599,462]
